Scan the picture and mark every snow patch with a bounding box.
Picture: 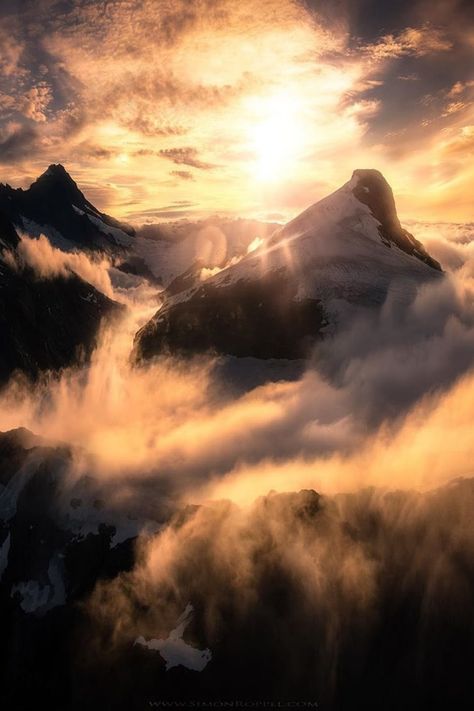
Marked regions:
[134,604,212,671]
[11,554,66,614]
[86,214,132,247]
[16,217,73,251]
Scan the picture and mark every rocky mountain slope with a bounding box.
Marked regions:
[0,212,121,385]
[0,165,277,289]
[0,164,134,253]
[1,426,472,710]
[134,170,443,361]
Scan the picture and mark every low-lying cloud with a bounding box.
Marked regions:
[4,233,115,298]
[0,223,473,506]
[1,221,474,702]
[85,478,474,705]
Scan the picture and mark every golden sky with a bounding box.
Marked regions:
[0,0,473,223]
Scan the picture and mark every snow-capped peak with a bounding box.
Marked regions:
[266,169,441,272]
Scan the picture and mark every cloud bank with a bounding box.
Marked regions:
[0,221,474,704]
[0,223,473,504]
[84,479,474,706]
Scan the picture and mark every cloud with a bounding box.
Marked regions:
[0,91,17,117]
[17,83,53,122]
[0,0,369,220]
[85,478,474,705]
[448,80,474,98]
[125,116,187,137]
[170,170,195,181]
[2,225,474,709]
[442,125,474,156]
[74,142,115,160]
[0,0,473,227]
[1,3,474,698]
[0,123,41,163]
[0,27,26,79]
[5,233,115,298]
[365,24,452,59]
[126,204,198,220]
[159,147,216,170]
[0,222,473,497]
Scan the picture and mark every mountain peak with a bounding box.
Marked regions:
[44,163,69,177]
[350,169,400,233]
[0,164,134,252]
[348,168,441,271]
[134,167,443,363]
[33,163,78,188]
[28,162,89,206]
[33,163,76,185]
[268,169,440,272]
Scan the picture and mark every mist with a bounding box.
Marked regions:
[0,209,473,711]
[81,479,474,707]
[2,0,474,703]
[5,233,116,298]
[1,224,474,506]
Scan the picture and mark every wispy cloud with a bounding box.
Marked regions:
[364,24,452,60]
[159,147,216,170]
[0,0,472,220]
[171,170,195,181]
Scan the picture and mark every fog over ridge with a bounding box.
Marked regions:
[0,221,474,504]
[1,220,474,708]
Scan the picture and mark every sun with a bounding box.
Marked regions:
[117,152,130,165]
[247,91,307,183]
